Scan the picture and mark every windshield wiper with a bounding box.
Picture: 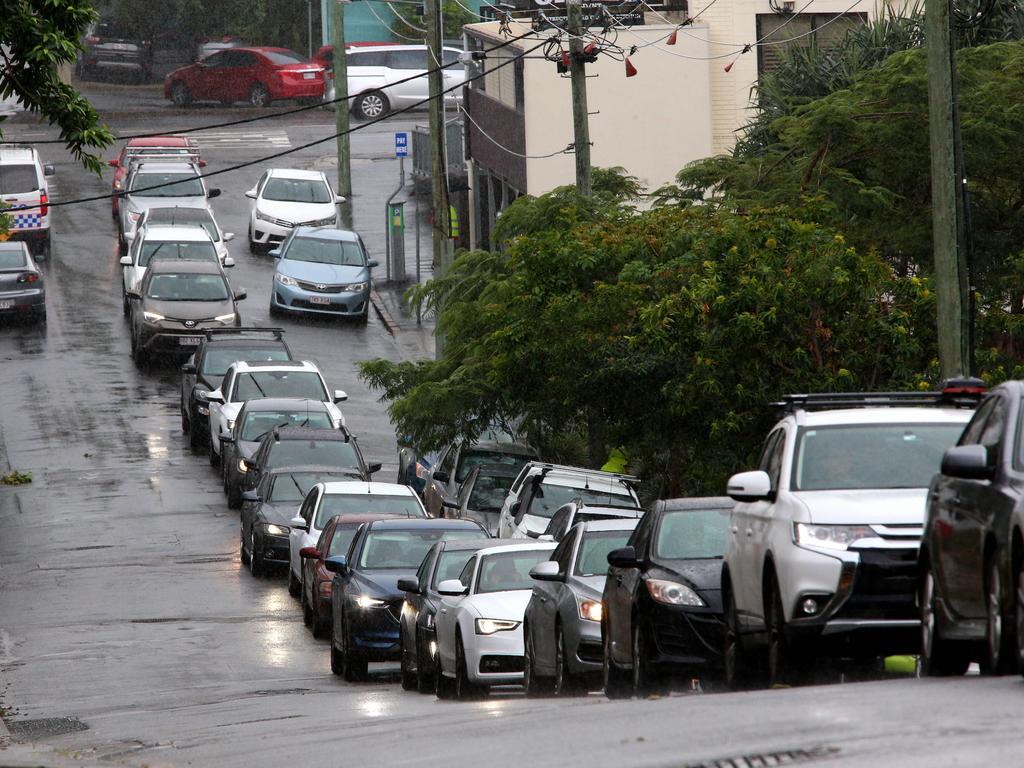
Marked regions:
[252,422,292,442]
[248,376,268,398]
[290,475,306,497]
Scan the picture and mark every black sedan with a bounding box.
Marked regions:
[602,497,732,698]
[243,426,379,494]
[221,398,341,508]
[327,518,486,682]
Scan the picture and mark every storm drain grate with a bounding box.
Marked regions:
[681,745,839,768]
[4,716,88,741]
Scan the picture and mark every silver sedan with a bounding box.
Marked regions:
[0,241,45,323]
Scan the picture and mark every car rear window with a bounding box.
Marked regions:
[200,346,290,376]
[456,449,532,483]
[530,482,635,519]
[653,508,729,560]
[140,241,217,266]
[262,50,307,65]
[0,249,28,269]
[0,164,40,193]
[316,494,424,528]
[266,439,359,473]
[131,172,204,197]
[262,178,331,203]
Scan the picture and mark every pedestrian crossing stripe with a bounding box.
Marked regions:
[193,130,291,149]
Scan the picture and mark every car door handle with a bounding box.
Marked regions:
[440,608,447,613]
[731,525,739,534]
[745,528,753,537]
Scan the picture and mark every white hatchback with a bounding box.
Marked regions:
[245,168,343,251]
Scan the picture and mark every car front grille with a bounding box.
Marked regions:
[295,279,343,294]
[840,547,919,620]
[479,655,524,674]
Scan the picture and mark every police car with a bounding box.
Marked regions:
[0,145,54,258]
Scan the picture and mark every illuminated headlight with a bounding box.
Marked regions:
[275,273,298,287]
[257,210,290,226]
[577,598,603,622]
[114,180,123,190]
[355,594,386,609]
[214,312,236,323]
[424,612,434,629]
[197,405,209,416]
[429,640,437,658]
[645,579,704,607]
[262,523,290,536]
[794,523,874,551]
[341,281,368,292]
[238,458,248,472]
[142,311,165,322]
[318,580,332,597]
[475,618,519,635]
[307,216,336,226]
[226,419,235,430]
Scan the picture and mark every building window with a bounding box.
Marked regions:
[755,12,867,74]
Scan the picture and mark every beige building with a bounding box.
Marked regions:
[461,1,872,249]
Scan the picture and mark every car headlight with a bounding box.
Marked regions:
[275,273,298,287]
[794,523,875,551]
[645,579,705,607]
[414,461,429,479]
[197,405,209,416]
[318,580,332,597]
[342,281,368,292]
[355,594,386,609]
[475,618,519,635]
[257,210,290,226]
[577,597,603,622]
[226,419,235,430]
[424,612,434,629]
[142,311,165,322]
[262,523,290,536]
[114,180,123,190]
[214,312,236,323]
[238,458,248,472]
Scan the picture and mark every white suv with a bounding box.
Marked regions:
[119,161,220,252]
[0,145,54,258]
[722,388,980,688]
[496,462,640,539]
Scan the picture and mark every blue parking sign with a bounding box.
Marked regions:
[395,132,409,157]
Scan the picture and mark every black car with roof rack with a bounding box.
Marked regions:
[179,327,291,449]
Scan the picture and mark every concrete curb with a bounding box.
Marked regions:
[0,709,11,743]
[369,290,400,336]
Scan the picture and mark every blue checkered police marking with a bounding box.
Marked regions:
[13,212,41,229]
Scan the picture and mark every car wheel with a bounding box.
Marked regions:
[330,621,344,676]
[766,578,802,688]
[269,300,283,318]
[208,434,220,468]
[416,630,433,694]
[919,561,971,676]
[188,417,204,451]
[302,577,313,628]
[983,555,1017,675]
[288,565,301,598]
[341,618,368,682]
[454,631,483,699]
[130,332,147,366]
[35,307,47,324]
[632,620,666,697]
[602,621,632,699]
[170,81,192,107]
[249,82,272,108]
[312,594,329,640]
[724,584,761,690]
[400,630,417,691]
[1016,565,1024,676]
[435,658,456,700]
[40,236,51,261]
[523,623,551,698]
[226,479,242,510]
[249,532,265,577]
[354,309,369,326]
[122,283,130,317]
[355,90,388,120]
[239,530,250,566]
[248,232,260,254]
[554,622,584,696]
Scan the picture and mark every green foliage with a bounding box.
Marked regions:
[0,0,114,173]
[0,469,32,485]
[385,0,475,42]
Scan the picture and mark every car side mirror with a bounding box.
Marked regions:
[290,514,309,531]
[44,164,55,176]
[530,560,562,582]
[437,579,466,596]
[333,389,347,403]
[181,362,197,374]
[367,462,382,475]
[324,555,348,573]
[224,257,235,268]
[125,290,141,300]
[205,389,225,404]
[108,159,119,168]
[397,576,421,594]
[245,189,257,199]
[299,546,321,559]
[219,434,235,445]
[367,259,379,268]
[269,248,281,258]
[941,444,993,480]
[335,194,346,203]
[208,188,221,199]
[224,232,235,242]
[119,256,132,266]
[233,288,247,301]
[240,490,259,503]
[432,470,449,484]
[607,546,640,569]
[726,470,773,502]
[441,496,459,510]
[512,500,524,524]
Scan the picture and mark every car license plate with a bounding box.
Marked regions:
[178,336,202,346]
[0,300,12,310]
[310,296,331,305]
[303,72,315,80]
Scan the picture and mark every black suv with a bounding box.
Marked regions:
[243,427,381,493]
[920,379,1024,677]
[76,21,153,83]
[179,328,291,449]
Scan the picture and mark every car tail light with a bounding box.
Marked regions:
[942,377,986,396]
[17,272,39,284]
[39,192,48,217]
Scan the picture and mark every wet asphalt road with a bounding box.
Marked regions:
[2,95,1024,768]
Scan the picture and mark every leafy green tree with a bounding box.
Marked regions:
[0,0,114,172]
[386,0,476,42]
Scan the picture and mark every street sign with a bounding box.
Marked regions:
[395,132,409,158]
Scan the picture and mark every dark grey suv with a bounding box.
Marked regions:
[76,21,153,83]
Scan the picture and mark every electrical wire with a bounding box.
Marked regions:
[8,38,550,213]
[386,1,430,33]
[459,104,571,159]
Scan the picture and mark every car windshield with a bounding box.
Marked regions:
[792,423,966,491]
[456,450,532,483]
[200,347,290,376]
[262,50,307,65]
[468,474,514,512]
[266,471,330,503]
[234,371,327,400]
[0,164,38,193]
[432,549,478,589]
[529,482,636,519]
[139,241,217,266]
[653,508,730,560]
[284,236,365,266]
[475,550,551,593]
[575,529,633,576]
[328,526,359,557]
[240,410,333,441]
[266,439,359,473]
[315,494,424,529]
[358,529,481,570]
[262,177,331,203]
[131,172,204,197]
[146,273,228,300]
[149,212,219,240]
[0,250,28,269]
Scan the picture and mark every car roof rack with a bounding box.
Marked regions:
[528,461,640,485]
[202,327,285,340]
[773,377,987,413]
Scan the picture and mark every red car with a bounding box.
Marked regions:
[300,513,398,638]
[107,136,204,216]
[164,46,324,108]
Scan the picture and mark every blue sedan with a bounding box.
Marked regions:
[269,226,377,322]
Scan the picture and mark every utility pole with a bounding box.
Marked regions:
[426,0,452,358]
[567,0,592,195]
[925,0,969,377]
[332,0,353,229]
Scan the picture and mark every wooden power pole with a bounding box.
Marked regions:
[332,0,353,229]
[566,0,592,195]
[926,0,970,377]
[426,0,452,358]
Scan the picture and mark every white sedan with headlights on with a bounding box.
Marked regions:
[434,541,556,699]
[245,168,344,252]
